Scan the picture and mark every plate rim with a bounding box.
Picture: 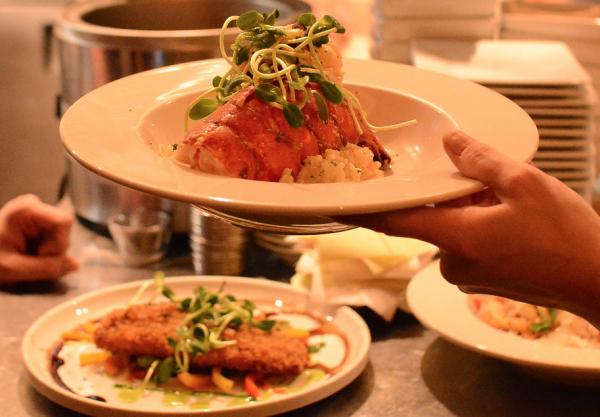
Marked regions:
[407,260,600,373]
[22,276,371,417]
[60,57,539,216]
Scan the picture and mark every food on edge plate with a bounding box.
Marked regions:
[51,274,349,409]
[171,10,415,183]
[469,295,600,348]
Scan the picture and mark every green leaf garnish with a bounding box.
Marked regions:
[237,10,264,31]
[255,83,281,103]
[263,9,280,26]
[298,12,316,27]
[233,45,250,65]
[531,307,557,334]
[252,31,277,49]
[255,319,276,332]
[320,81,344,104]
[179,297,192,311]
[324,15,345,33]
[189,99,218,120]
[167,336,177,349]
[136,356,158,369]
[283,102,304,128]
[307,342,326,354]
[161,287,176,301]
[154,357,175,385]
[313,91,329,121]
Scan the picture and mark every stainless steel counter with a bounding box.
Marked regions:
[2,220,600,417]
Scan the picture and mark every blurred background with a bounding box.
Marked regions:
[0,0,599,212]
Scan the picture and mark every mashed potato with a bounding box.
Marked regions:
[279,143,386,183]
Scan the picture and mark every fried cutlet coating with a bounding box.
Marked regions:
[94,303,309,376]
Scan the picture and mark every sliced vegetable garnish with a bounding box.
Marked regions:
[212,368,235,392]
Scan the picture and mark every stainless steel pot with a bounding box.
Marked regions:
[54,0,310,232]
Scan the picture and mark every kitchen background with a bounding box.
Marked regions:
[1,0,599,210]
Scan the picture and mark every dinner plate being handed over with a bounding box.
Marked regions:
[60,58,538,233]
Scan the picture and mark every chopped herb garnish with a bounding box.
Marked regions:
[182,9,415,136]
[307,342,326,354]
[255,319,276,332]
[531,307,557,334]
[151,273,266,375]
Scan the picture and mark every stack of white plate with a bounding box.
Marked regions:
[412,39,597,201]
[371,0,501,64]
[500,1,600,179]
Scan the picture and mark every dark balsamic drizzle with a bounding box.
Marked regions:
[50,342,107,403]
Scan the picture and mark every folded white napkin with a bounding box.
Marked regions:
[289,228,437,321]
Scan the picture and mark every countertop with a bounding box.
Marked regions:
[2,1,600,414]
[2,220,600,417]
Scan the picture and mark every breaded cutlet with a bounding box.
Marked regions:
[94,303,308,376]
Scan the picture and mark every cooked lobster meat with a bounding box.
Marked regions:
[175,86,390,182]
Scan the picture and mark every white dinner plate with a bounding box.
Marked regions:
[539,139,591,148]
[512,98,593,107]
[412,39,589,86]
[546,170,593,181]
[535,149,592,160]
[407,261,600,381]
[22,276,370,417]
[532,117,592,128]
[524,107,594,117]
[534,159,592,170]
[538,127,592,137]
[490,85,586,97]
[60,58,538,232]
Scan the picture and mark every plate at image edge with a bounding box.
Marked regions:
[407,260,600,383]
[22,276,371,417]
[60,58,539,233]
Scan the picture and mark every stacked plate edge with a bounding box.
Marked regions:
[500,1,600,186]
[411,39,597,202]
[371,0,501,64]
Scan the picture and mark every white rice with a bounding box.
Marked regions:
[279,143,385,183]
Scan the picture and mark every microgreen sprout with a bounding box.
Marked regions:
[184,9,413,133]
[531,307,557,334]
[183,10,417,134]
[143,273,275,378]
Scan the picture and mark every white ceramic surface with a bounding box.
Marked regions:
[22,276,371,417]
[535,150,592,160]
[539,139,591,148]
[534,159,592,170]
[533,117,592,128]
[373,0,499,18]
[525,107,593,117]
[538,127,593,137]
[513,98,593,107]
[500,32,600,67]
[546,169,593,180]
[375,15,499,42]
[60,58,538,224]
[502,12,600,41]
[412,40,590,86]
[490,85,586,97]
[370,40,412,64]
[407,261,600,380]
